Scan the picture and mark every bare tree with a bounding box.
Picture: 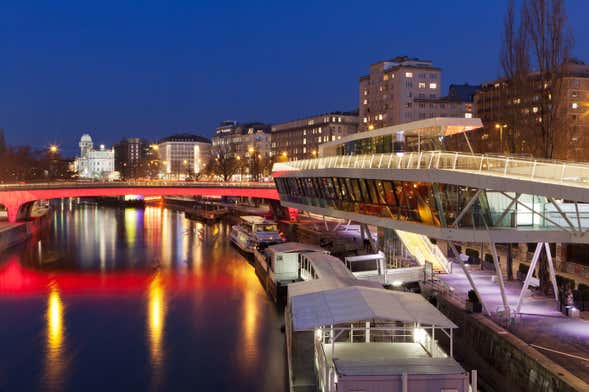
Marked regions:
[205,152,240,182]
[522,0,573,159]
[498,0,573,159]
[499,0,532,154]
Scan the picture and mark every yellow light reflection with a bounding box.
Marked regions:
[44,285,65,390]
[124,208,137,247]
[147,273,166,381]
[240,270,260,368]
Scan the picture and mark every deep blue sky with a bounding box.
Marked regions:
[1,0,588,155]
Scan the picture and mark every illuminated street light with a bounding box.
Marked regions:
[495,123,507,148]
[49,145,58,153]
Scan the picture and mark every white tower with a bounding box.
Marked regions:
[79,134,93,158]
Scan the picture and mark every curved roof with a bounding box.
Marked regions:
[80,134,93,142]
[290,285,457,331]
[158,133,210,144]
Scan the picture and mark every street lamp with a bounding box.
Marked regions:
[495,123,507,151]
[49,145,58,154]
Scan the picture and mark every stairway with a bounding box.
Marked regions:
[394,230,449,273]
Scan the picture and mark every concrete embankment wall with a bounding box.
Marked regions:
[0,216,51,253]
[436,296,588,392]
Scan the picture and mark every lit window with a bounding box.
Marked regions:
[429,83,437,89]
[363,90,368,96]
[363,117,367,123]
[418,82,426,89]
[465,113,473,118]
[572,102,579,109]
[405,72,413,78]
[383,74,389,81]
[363,99,368,105]
[532,106,539,113]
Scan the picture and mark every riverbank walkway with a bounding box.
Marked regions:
[435,266,589,385]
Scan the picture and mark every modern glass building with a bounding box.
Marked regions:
[274,118,589,244]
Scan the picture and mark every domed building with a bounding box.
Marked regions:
[73,133,116,179]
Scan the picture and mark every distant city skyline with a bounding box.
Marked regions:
[1,0,589,152]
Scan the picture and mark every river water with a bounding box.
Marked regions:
[0,203,287,391]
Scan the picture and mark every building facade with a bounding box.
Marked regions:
[358,56,476,132]
[113,138,151,179]
[473,59,589,161]
[157,133,210,179]
[74,134,116,179]
[271,112,359,161]
[211,121,272,159]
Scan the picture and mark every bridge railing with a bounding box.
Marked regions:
[273,151,589,187]
[0,181,276,190]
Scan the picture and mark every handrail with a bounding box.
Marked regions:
[0,181,276,190]
[272,151,589,187]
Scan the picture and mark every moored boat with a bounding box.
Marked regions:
[253,242,328,303]
[230,216,285,253]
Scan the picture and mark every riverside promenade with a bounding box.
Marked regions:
[436,266,589,390]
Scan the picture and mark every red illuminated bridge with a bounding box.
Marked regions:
[0,181,279,223]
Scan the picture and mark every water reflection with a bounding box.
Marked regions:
[147,272,166,388]
[0,204,287,392]
[43,284,66,391]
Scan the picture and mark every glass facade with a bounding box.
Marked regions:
[275,176,556,230]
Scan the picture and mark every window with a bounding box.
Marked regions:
[418,82,426,89]
[418,73,426,78]
[406,82,413,88]
[429,73,437,79]
[465,113,473,118]
[429,83,437,89]
[405,72,413,78]
[532,106,539,113]
[363,99,368,105]
[572,102,579,109]
[383,74,389,81]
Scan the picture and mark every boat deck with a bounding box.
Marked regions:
[324,342,465,376]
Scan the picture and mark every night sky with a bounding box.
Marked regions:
[1,0,588,155]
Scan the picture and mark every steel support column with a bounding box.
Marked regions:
[544,242,560,306]
[447,241,490,316]
[516,242,542,313]
[490,242,510,317]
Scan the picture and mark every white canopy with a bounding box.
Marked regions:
[290,285,457,331]
[266,242,326,255]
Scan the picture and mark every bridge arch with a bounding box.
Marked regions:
[0,184,279,223]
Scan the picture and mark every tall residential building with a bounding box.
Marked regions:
[0,128,5,153]
[211,121,272,159]
[73,133,116,179]
[473,59,589,161]
[358,56,477,132]
[114,137,155,179]
[271,111,359,161]
[157,133,210,179]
